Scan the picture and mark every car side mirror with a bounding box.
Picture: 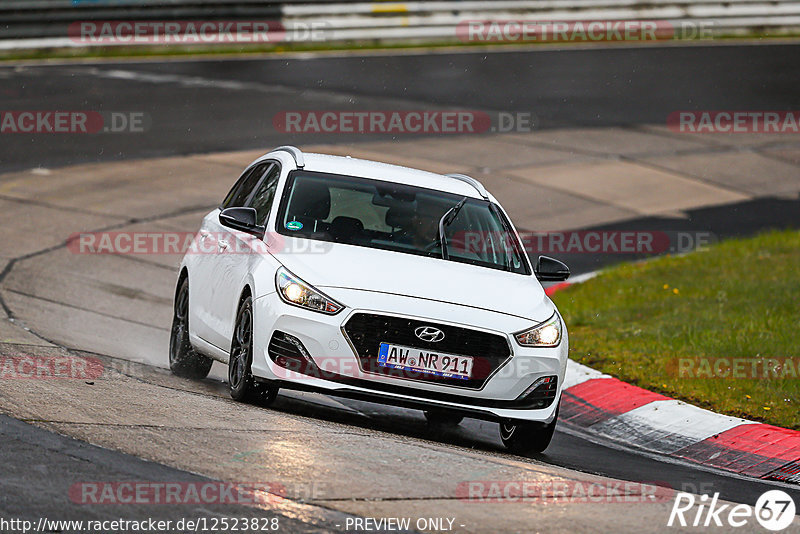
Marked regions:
[219,207,265,239]
[534,255,570,282]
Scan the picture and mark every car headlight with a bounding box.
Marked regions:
[514,313,562,347]
[275,267,344,315]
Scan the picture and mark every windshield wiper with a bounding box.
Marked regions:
[437,197,468,260]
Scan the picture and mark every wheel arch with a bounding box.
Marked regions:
[238,284,253,307]
[176,266,189,288]
[173,267,189,308]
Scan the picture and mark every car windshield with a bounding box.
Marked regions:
[275,171,530,275]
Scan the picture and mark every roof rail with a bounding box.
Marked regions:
[272,145,305,168]
[446,173,489,199]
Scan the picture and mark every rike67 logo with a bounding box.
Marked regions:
[669,490,796,531]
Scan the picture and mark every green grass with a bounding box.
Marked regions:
[552,229,800,429]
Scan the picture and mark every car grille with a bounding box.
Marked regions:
[342,312,511,389]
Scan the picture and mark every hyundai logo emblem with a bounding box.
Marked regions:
[414,326,445,343]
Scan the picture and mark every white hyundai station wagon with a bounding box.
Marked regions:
[170,146,571,453]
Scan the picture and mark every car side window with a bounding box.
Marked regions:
[249,163,281,225]
[220,162,271,210]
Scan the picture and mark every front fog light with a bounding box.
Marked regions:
[276,267,344,315]
[517,375,558,403]
[515,313,562,347]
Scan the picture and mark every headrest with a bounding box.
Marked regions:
[385,204,415,229]
[290,179,331,220]
[330,216,364,243]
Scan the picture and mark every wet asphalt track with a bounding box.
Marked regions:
[2,42,800,172]
[1,42,799,528]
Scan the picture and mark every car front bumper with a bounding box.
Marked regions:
[251,289,568,423]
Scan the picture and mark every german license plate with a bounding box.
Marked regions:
[377,342,473,379]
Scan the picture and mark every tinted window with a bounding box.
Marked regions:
[276,171,529,275]
[220,162,271,209]
[249,163,281,225]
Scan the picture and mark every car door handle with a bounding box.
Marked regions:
[199,231,210,240]
[218,240,229,251]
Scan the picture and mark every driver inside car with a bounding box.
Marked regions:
[386,198,449,251]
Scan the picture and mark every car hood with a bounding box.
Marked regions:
[270,238,553,322]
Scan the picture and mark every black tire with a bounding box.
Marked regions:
[169,277,213,379]
[228,295,278,405]
[423,410,464,427]
[500,402,559,454]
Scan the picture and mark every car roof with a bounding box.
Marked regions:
[294,152,487,200]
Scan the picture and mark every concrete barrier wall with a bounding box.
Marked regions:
[1,0,798,48]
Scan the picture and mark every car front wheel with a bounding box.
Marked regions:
[500,402,559,454]
[228,294,278,405]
